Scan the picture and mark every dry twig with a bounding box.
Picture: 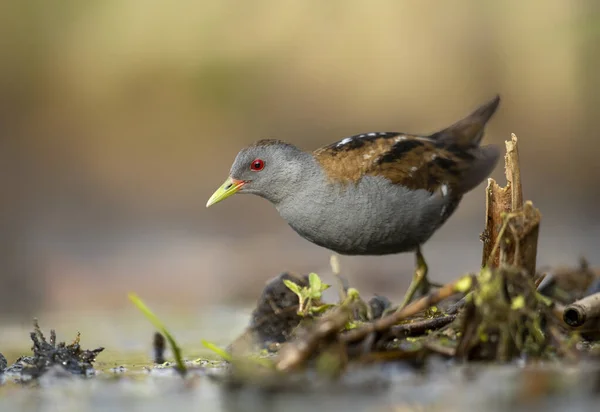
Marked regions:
[274,305,353,372]
[388,314,457,339]
[340,275,473,344]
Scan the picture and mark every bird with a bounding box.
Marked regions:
[206,95,501,310]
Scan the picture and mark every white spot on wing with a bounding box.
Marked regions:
[441,184,449,197]
[337,137,353,147]
[394,135,406,143]
[367,132,377,137]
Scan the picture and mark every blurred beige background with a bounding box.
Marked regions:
[1,0,599,318]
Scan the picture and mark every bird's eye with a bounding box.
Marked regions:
[250,159,265,171]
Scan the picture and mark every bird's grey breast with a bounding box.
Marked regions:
[275,175,452,255]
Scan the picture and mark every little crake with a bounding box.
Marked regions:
[207,96,501,309]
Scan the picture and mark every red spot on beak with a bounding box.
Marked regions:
[232,178,246,189]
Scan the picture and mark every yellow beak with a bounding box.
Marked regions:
[206,177,246,207]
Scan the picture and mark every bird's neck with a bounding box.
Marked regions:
[273,152,330,211]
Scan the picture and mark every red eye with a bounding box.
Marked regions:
[250,158,265,171]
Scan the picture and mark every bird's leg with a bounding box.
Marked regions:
[397,247,430,311]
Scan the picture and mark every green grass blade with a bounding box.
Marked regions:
[201,339,233,362]
[128,293,187,375]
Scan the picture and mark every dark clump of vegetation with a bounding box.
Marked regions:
[230,272,312,354]
[2,320,104,382]
[0,353,6,373]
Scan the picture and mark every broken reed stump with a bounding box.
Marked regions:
[481,133,541,276]
[563,292,600,327]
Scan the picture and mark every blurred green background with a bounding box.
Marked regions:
[1,0,599,320]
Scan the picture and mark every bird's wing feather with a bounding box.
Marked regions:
[428,95,500,147]
[313,96,501,194]
[313,132,472,194]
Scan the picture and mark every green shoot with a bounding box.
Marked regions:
[284,272,331,316]
[128,293,187,375]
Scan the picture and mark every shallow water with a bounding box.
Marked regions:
[2,360,600,412]
[1,307,599,412]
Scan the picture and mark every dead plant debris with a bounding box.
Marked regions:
[2,319,104,382]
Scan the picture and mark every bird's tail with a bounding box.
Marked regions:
[428,95,501,147]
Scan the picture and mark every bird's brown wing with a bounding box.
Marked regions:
[313,132,472,194]
[313,95,501,193]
